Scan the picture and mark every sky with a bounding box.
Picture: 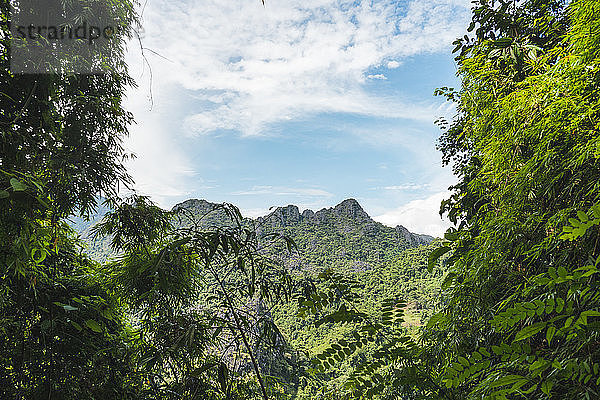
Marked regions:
[123,0,471,237]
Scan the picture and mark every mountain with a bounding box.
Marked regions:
[72,197,433,272]
[256,198,431,245]
[171,198,431,242]
[171,198,433,273]
[164,199,444,398]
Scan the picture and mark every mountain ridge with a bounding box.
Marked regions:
[173,197,434,244]
[72,197,434,263]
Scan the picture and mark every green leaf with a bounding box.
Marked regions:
[426,312,445,328]
[452,362,463,372]
[580,310,600,318]
[428,246,451,272]
[556,298,565,313]
[546,326,556,344]
[218,362,228,392]
[557,266,567,278]
[564,316,574,328]
[444,231,458,241]
[529,359,547,373]
[189,363,217,378]
[441,272,457,289]
[70,321,82,331]
[541,380,553,395]
[85,319,102,333]
[577,210,588,222]
[0,190,8,199]
[514,322,546,342]
[479,347,491,357]
[489,374,526,389]
[10,178,28,191]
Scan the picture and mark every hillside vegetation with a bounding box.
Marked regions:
[70,197,445,397]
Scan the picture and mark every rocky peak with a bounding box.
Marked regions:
[301,209,315,219]
[275,205,301,224]
[171,198,435,244]
[171,199,238,227]
[260,204,301,227]
[172,198,216,213]
[332,198,370,221]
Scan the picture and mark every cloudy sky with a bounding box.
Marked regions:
[123,0,470,237]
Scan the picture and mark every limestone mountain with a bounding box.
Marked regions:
[173,198,433,273]
[69,197,444,378]
[71,198,433,271]
[256,198,430,245]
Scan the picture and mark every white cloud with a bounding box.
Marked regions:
[367,74,387,80]
[373,191,453,237]
[232,185,333,197]
[383,183,431,191]
[121,0,469,207]
[129,0,470,136]
[241,207,273,219]
[387,60,401,68]
[122,88,197,208]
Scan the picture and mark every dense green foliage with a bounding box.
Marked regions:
[309,0,600,399]
[71,197,444,398]
[432,0,600,398]
[1,0,140,397]
[273,242,445,398]
[1,1,298,397]
[4,0,600,398]
[94,196,298,399]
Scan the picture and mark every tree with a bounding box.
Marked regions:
[429,0,600,398]
[2,1,298,398]
[0,0,141,397]
[93,196,295,399]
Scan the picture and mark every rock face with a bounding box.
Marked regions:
[332,198,370,222]
[260,205,301,227]
[172,199,239,227]
[172,199,214,213]
[249,198,433,245]
[240,198,434,272]
[394,225,432,247]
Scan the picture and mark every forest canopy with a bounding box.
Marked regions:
[1,0,600,399]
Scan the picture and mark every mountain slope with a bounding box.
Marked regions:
[172,198,433,273]
[73,198,433,267]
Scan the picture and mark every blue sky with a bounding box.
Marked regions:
[123,0,470,236]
